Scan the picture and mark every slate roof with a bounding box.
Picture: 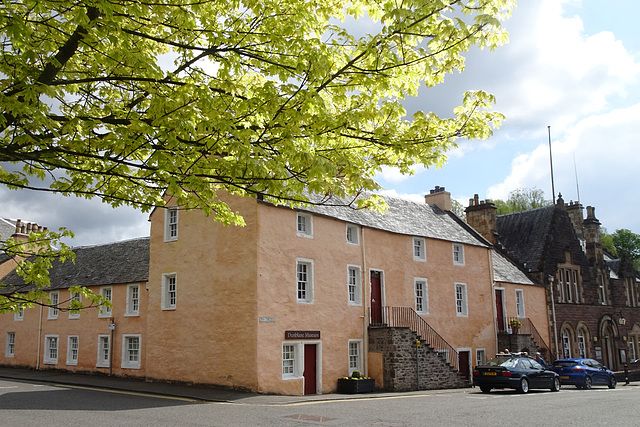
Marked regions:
[492,250,536,285]
[1,237,149,291]
[0,218,16,242]
[496,205,556,272]
[295,193,488,247]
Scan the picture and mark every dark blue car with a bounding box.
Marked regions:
[551,358,616,389]
[473,355,560,394]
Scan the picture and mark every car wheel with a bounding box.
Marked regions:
[550,377,560,392]
[518,378,529,394]
[480,385,492,393]
[609,376,617,389]
[584,376,592,390]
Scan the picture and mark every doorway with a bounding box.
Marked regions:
[458,349,471,381]
[495,288,505,332]
[304,344,317,395]
[370,270,383,324]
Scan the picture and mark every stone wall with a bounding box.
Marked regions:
[368,327,469,391]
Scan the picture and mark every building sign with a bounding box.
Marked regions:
[259,317,275,323]
[285,330,320,340]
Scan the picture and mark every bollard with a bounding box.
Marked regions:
[625,363,629,385]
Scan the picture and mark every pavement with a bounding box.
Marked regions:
[0,366,461,405]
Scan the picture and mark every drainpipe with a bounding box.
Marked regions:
[36,303,43,369]
[549,275,559,360]
[488,249,498,357]
[361,225,368,377]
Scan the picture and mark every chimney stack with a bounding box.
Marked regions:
[583,206,602,266]
[424,186,451,211]
[465,194,498,246]
[565,200,584,238]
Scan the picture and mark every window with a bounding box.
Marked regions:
[282,344,296,378]
[296,212,313,238]
[597,274,607,305]
[97,335,110,368]
[515,289,525,318]
[455,283,468,317]
[415,278,428,314]
[69,292,81,319]
[558,267,581,303]
[348,340,362,375]
[347,265,361,305]
[48,291,59,319]
[453,243,465,266]
[6,332,15,357]
[161,273,177,310]
[413,237,426,262]
[476,349,486,366]
[625,277,637,307]
[346,223,359,245]
[44,335,58,365]
[630,336,638,362]
[296,259,314,303]
[14,305,23,321]
[126,284,140,316]
[67,336,79,365]
[122,335,142,369]
[99,286,112,317]
[164,207,178,241]
[562,329,572,359]
[577,329,587,359]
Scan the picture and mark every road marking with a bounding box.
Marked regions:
[56,384,202,403]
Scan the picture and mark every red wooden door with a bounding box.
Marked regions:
[370,271,382,324]
[495,289,505,332]
[304,344,317,395]
[458,350,470,380]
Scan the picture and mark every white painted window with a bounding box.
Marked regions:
[164,207,178,242]
[347,265,361,305]
[99,286,112,317]
[577,329,586,359]
[14,305,23,321]
[476,349,486,366]
[69,292,81,319]
[6,332,15,357]
[348,340,362,375]
[453,243,465,266]
[415,278,428,314]
[126,284,140,316]
[44,335,58,365]
[122,335,142,369]
[67,336,79,365]
[455,283,468,317]
[413,237,426,262]
[97,335,110,368]
[515,289,525,318]
[296,212,313,238]
[161,273,177,310]
[346,223,359,245]
[48,291,59,319]
[282,344,296,378]
[296,259,314,303]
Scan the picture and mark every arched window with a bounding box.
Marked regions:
[577,329,587,358]
[562,329,572,359]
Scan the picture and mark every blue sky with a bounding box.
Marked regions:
[2,0,639,246]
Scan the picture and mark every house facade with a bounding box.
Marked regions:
[1,187,550,395]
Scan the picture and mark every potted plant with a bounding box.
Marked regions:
[509,318,522,334]
[337,371,375,394]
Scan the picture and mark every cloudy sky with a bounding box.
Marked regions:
[2,0,639,247]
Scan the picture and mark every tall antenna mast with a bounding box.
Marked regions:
[548,126,556,203]
[573,153,580,203]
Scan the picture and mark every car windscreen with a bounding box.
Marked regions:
[482,357,518,368]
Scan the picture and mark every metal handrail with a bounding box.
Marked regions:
[370,306,459,372]
[507,316,552,360]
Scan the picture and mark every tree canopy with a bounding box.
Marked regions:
[493,187,551,215]
[601,229,640,270]
[0,0,514,312]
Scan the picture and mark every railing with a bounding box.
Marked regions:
[507,316,553,359]
[370,306,459,372]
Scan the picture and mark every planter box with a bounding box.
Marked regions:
[337,378,375,394]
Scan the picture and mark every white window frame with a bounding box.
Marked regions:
[48,290,59,320]
[577,329,587,359]
[67,335,79,366]
[14,305,23,321]
[415,278,428,314]
[562,329,572,359]
[348,339,363,376]
[296,212,313,238]
[126,284,140,316]
[282,343,298,379]
[6,332,15,357]
[347,265,362,306]
[453,243,465,266]
[455,283,468,317]
[99,286,112,318]
[97,335,110,368]
[515,289,525,318]
[413,237,426,262]
[164,207,178,242]
[161,273,177,310]
[296,259,314,304]
[346,223,359,245]
[122,334,142,369]
[476,348,486,366]
[44,335,58,365]
[69,291,81,319]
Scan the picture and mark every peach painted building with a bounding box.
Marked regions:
[1,187,550,395]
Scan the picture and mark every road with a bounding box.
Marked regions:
[1,378,639,426]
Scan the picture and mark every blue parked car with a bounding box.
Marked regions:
[551,358,616,389]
